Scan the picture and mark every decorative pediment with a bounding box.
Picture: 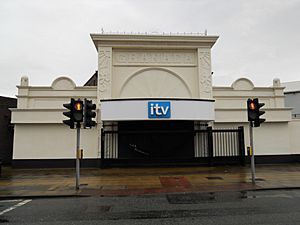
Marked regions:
[51,77,76,90]
[231,78,254,90]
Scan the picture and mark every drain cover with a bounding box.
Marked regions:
[255,178,265,181]
[99,205,111,212]
[206,176,223,180]
[167,191,247,204]
[167,193,215,204]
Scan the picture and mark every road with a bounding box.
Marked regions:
[1,189,300,224]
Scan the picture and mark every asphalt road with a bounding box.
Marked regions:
[1,189,300,224]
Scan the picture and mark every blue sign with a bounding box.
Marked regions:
[148,101,171,119]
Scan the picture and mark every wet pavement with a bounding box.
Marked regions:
[1,164,300,198]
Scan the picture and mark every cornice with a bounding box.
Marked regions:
[90,34,219,50]
[15,95,97,98]
[17,86,97,90]
[10,108,65,112]
[213,95,285,98]
[213,86,285,90]
[215,108,293,111]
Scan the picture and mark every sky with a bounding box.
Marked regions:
[1,0,300,97]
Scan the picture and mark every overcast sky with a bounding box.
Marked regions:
[1,0,300,97]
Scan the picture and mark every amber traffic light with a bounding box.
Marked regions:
[73,99,83,123]
[63,98,83,128]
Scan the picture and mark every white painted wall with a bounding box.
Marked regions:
[12,76,99,160]
[288,119,300,154]
[214,122,291,155]
[213,78,294,157]
[13,124,98,159]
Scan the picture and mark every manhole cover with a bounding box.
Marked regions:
[101,185,127,190]
[255,178,265,181]
[85,205,112,213]
[206,176,223,180]
[167,193,215,204]
[99,205,111,212]
[167,191,247,204]
[248,178,265,181]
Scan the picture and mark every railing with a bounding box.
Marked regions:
[194,127,245,165]
[97,31,208,36]
[101,126,245,167]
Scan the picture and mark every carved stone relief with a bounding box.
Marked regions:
[98,47,112,98]
[113,51,196,66]
[198,48,212,98]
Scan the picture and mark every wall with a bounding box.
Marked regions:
[112,50,198,98]
[11,76,98,161]
[214,122,291,155]
[13,124,98,159]
[213,77,294,157]
[288,119,300,154]
[91,34,219,100]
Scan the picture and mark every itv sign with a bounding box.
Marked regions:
[148,101,171,119]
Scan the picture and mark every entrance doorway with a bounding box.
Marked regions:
[101,122,245,167]
[118,121,194,159]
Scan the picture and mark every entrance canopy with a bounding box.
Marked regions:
[100,98,215,121]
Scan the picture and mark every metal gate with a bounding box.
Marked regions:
[194,127,245,165]
[101,123,245,167]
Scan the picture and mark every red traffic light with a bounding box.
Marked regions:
[249,101,256,110]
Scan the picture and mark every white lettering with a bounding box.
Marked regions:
[161,106,169,115]
[150,103,154,115]
[154,104,162,115]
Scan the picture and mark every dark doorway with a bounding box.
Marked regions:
[118,121,194,160]
[0,96,17,165]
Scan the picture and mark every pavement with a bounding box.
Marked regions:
[1,163,300,198]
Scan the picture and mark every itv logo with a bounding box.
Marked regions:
[148,101,171,119]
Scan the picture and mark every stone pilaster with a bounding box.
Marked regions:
[98,47,112,100]
[97,47,112,158]
[197,48,212,99]
[17,76,29,109]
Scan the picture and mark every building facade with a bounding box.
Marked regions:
[283,81,300,118]
[11,34,300,167]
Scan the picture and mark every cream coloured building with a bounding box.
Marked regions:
[10,34,300,167]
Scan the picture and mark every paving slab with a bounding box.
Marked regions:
[1,164,300,198]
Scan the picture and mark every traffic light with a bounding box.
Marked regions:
[83,99,96,128]
[63,98,75,129]
[247,98,265,127]
[63,98,83,129]
[73,99,83,123]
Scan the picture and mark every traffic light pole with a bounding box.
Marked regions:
[76,123,80,190]
[249,121,256,184]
